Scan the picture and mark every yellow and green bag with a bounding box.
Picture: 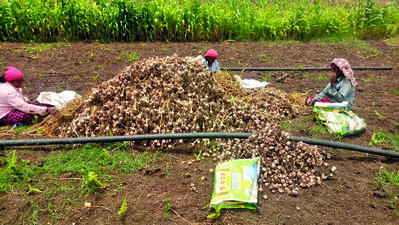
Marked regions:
[210,158,260,210]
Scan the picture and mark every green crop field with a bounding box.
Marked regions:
[0,0,398,42]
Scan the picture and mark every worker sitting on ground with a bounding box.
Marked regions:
[0,67,57,126]
[203,49,220,74]
[306,58,357,110]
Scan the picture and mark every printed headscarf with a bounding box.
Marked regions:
[4,66,24,82]
[329,58,357,86]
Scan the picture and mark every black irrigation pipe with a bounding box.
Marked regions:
[220,66,392,72]
[0,132,254,148]
[1,132,398,158]
[289,136,399,158]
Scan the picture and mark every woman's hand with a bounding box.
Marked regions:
[47,107,57,115]
[305,97,313,106]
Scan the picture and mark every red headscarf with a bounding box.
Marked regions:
[4,67,24,82]
[204,49,218,59]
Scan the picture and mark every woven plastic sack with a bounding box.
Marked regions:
[210,158,260,210]
[313,102,366,137]
[37,91,81,110]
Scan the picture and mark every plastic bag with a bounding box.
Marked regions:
[37,91,81,110]
[210,158,260,210]
[313,102,366,137]
[233,75,269,89]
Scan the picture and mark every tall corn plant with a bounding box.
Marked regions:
[0,0,398,42]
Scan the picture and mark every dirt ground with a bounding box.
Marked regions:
[0,39,399,224]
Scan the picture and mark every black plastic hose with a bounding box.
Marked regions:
[289,136,399,158]
[1,133,397,158]
[220,66,392,72]
[0,132,254,148]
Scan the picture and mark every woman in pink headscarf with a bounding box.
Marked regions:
[203,49,220,74]
[0,67,57,126]
[306,58,357,110]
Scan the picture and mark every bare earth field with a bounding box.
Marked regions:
[0,39,398,224]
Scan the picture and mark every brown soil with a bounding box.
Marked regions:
[0,40,398,224]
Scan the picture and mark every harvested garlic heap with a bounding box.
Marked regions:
[55,56,297,143]
[205,124,334,195]
[52,56,334,193]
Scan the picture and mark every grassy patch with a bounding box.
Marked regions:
[303,72,312,79]
[309,123,328,134]
[0,143,162,194]
[262,72,275,82]
[280,115,329,137]
[352,41,383,57]
[374,169,399,212]
[384,88,399,95]
[0,144,164,223]
[160,47,169,51]
[369,131,399,150]
[95,64,105,69]
[121,51,141,62]
[314,74,329,81]
[23,43,66,54]
[360,77,375,83]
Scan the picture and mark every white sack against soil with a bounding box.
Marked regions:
[234,75,270,89]
[36,91,81,110]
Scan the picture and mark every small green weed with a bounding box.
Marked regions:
[79,59,90,64]
[262,72,274,82]
[369,131,399,150]
[314,74,329,81]
[95,64,104,69]
[36,73,44,79]
[374,110,386,120]
[91,73,100,82]
[81,171,107,193]
[28,184,42,194]
[162,197,173,220]
[121,51,141,62]
[384,88,399,95]
[160,47,169,51]
[118,195,128,219]
[309,124,327,134]
[163,203,172,220]
[360,77,374,83]
[194,150,203,160]
[207,202,224,219]
[373,169,399,211]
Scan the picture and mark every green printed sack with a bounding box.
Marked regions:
[313,102,366,137]
[210,158,260,210]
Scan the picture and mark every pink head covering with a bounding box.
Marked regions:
[204,49,218,59]
[329,58,357,86]
[4,67,24,82]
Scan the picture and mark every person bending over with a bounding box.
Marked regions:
[0,67,57,126]
[203,49,220,74]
